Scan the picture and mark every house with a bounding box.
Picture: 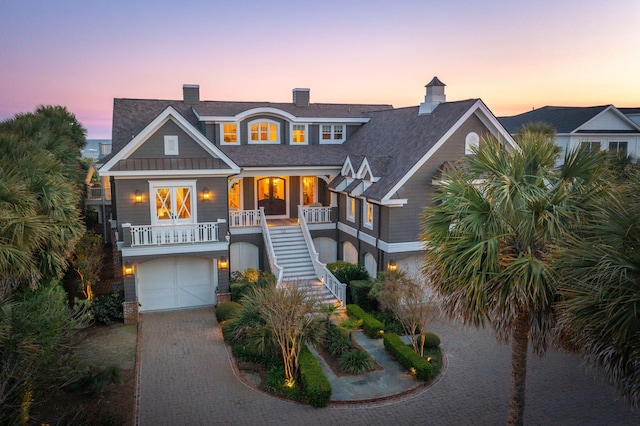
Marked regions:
[98,78,516,322]
[499,105,640,159]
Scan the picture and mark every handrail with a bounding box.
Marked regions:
[128,221,220,246]
[298,205,347,305]
[259,208,284,286]
[229,210,261,227]
[300,206,332,223]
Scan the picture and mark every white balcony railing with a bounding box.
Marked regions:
[300,206,332,223]
[229,210,262,227]
[127,222,220,247]
[259,208,284,285]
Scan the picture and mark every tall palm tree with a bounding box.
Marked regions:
[556,160,640,407]
[421,125,605,425]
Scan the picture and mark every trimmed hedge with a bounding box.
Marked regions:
[346,304,384,338]
[349,280,378,312]
[299,344,332,407]
[423,332,441,348]
[215,301,242,323]
[383,333,433,381]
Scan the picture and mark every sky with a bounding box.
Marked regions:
[1,0,639,139]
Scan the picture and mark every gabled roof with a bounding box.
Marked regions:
[498,105,640,134]
[334,99,515,203]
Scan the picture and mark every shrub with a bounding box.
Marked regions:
[63,365,123,397]
[215,301,242,323]
[383,333,432,381]
[323,323,353,357]
[91,291,124,325]
[346,304,384,338]
[327,261,369,304]
[230,270,277,301]
[299,344,332,407]
[265,365,303,401]
[339,349,373,374]
[423,332,441,348]
[349,280,378,312]
[230,281,250,301]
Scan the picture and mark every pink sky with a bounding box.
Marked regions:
[1,0,639,139]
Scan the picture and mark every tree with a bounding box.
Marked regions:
[370,270,440,356]
[555,157,640,407]
[71,231,104,300]
[421,125,605,425]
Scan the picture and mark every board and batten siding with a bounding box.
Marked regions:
[384,114,489,244]
[128,120,211,159]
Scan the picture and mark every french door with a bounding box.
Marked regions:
[257,177,286,216]
[151,182,196,225]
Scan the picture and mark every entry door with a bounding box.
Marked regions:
[257,177,286,216]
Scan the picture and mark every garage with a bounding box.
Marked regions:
[136,256,216,311]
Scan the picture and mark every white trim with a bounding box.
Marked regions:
[308,223,336,231]
[300,176,318,206]
[248,118,280,144]
[337,221,358,238]
[381,100,517,203]
[319,124,346,144]
[376,240,423,253]
[105,169,237,178]
[363,201,374,229]
[100,106,240,176]
[379,198,407,206]
[237,166,340,177]
[341,157,355,178]
[573,105,640,134]
[228,178,243,211]
[357,158,375,181]
[121,241,229,257]
[164,135,179,155]
[290,123,309,145]
[220,122,239,145]
[194,106,371,124]
[358,230,376,246]
[229,227,262,235]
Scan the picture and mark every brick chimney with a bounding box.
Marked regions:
[419,77,446,115]
[183,84,200,104]
[292,88,310,107]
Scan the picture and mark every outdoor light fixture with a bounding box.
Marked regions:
[218,256,228,270]
[134,189,142,204]
[388,259,398,272]
[124,262,134,277]
[202,187,211,202]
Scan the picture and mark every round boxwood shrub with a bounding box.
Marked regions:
[423,332,441,348]
[215,301,242,323]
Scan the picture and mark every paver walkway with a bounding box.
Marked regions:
[137,308,640,425]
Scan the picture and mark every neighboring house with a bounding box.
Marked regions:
[499,105,640,160]
[98,79,516,321]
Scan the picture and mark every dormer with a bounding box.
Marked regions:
[419,76,446,115]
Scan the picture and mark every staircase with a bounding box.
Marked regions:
[268,224,340,306]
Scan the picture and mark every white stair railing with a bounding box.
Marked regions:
[260,208,284,286]
[300,206,331,223]
[298,205,347,305]
[229,210,262,227]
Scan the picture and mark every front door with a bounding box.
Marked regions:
[257,177,286,216]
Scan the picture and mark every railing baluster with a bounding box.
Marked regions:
[129,222,220,247]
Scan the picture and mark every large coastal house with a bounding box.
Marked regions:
[97,78,517,321]
[499,105,640,159]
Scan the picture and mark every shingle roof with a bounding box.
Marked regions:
[498,106,610,134]
[341,99,479,201]
[193,101,392,119]
[219,144,347,168]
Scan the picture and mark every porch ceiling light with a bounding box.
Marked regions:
[134,189,142,204]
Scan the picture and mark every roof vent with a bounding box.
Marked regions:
[183,84,200,104]
[293,88,310,107]
[419,77,446,115]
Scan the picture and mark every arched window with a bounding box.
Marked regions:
[248,119,280,144]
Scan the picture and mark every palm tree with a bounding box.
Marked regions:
[555,160,640,407]
[421,124,605,425]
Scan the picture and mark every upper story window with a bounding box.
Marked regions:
[363,201,374,229]
[581,141,600,151]
[609,141,628,154]
[249,119,279,144]
[321,124,345,143]
[465,132,479,155]
[347,196,355,222]
[292,124,307,144]
[221,123,238,144]
[164,135,179,155]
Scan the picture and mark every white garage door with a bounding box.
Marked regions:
[136,256,216,311]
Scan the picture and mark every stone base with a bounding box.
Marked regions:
[217,292,232,304]
[123,301,139,325]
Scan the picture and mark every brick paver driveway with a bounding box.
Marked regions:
[137,308,640,425]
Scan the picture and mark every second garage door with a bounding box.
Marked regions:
[136,256,216,312]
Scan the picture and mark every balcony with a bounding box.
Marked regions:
[229,206,334,229]
[122,222,222,247]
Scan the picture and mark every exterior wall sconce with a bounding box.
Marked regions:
[134,189,142,204]
[202,187,211,202]
[387,259,398,272]
[218,256,228,270]
[124,262,134,277]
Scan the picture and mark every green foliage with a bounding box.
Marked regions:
[71,231,104,300]
[230,281,250,301]
[327,261,369,304]
[346,304,384,338]
[339,349,373,374]
[383,333,433,381]
[215,301,242,323]
[299,344,332,407]
[423,332,441,348]
[323,324,353,357]
[264,364,304,401]
[349,279,378,312]
[230,269,276,301]
[91,291,124,325]
[370,309,405,335]
[63,364,123,397]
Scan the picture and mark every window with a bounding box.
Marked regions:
[249,119,279,143]
[465,132,479,155]
[581,141,600,151]
[609,141,628,154]
[221,123,238,144]
[320,124,345,143]
[347,196,355,222]
[229,180,241,210]
[151,183,196,224]
[292,124,307,144]
[363,201,374,229]
[164,135,179,155]
[302,177,316,205]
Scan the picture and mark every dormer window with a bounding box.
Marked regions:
[249,119,279,144]
[221,123,238,144]
[292,124,308,144]
[321,125,345,143]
